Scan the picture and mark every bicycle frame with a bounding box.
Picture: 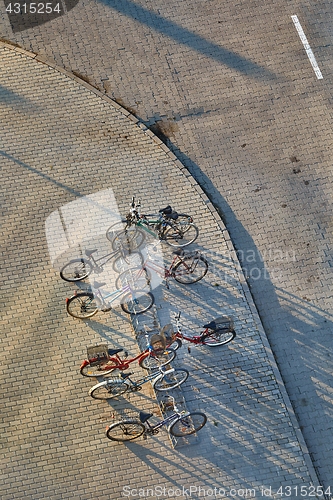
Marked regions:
[144,410,188,433]
[117,367,175,390]
[88,249,119,268]
[143,255,179,280]
[80,348,150,373]
[94,284,131,305]
[117,253,195,289]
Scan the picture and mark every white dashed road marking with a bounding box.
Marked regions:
[291,15,323,79]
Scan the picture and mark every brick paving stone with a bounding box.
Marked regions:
[0,43,326,500]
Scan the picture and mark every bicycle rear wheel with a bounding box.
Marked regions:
[153,368,189,392]
[169,412,207,437]
[120,291,154,315]
[89,379,129,399]
[66,293,101,319]
[172,255,208,284]
[163,223,199,248]
[60,258,93,282]
[139,349,176,370]
[202,329,236,346]
[106,420,145,441]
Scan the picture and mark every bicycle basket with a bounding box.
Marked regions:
[206,316,234,332]
[86,344,109,365]
[160,324,176,344]
[150,333,167,353]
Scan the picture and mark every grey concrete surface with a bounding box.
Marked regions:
[1,0,329,488]
[0,44,326,500]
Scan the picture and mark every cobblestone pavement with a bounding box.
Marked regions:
[2,0,332,489]
[0,44,326,499]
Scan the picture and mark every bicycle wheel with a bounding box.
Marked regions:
[166,338,182,351]
[106,420,145,441]
[112,228,145,252]
[169,412,207,437]
[113,251,144,273]
[106,220,143,248]
[115,267,151,290]
[120,291,154,315]
[139,349,176,370]
[60,258,93,282]
[66,293,101,319]
[202,329,236,346]
[80,361,117,377]
[163,223,199,247]
[172,255,208,284]
[153,368,189,392]
[89,379,129,399]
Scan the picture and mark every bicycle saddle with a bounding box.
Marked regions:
[159,205,172,214]
[165,212,179,220]
[139,411,153,423]
[93,281,106,289]
[85,248,98,256]
[120,372,133,379]
[107,348,123,356]
[172,249,185,256]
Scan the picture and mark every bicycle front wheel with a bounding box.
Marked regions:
[153,368,189,392]
[106,420,145,441]
[113,251,144,273]
[60,259,93,282]
[106,220,144,249]
[115,267,151,291]
[120,291,154,315]
[163,223,199,247]
[139,349,176,370]
[172,255,208,284]
[66,293,101,319]
[169,412,207,437]
[89,379,129,399]
[202,329,236,346]
[166,338,182,351]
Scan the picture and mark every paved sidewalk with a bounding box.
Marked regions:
[0,43,324,500]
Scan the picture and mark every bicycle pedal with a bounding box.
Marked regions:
[101,307,112,312]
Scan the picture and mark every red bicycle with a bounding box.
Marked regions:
[80,343,176,377]
[160,312,236,351]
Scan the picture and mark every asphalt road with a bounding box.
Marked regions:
[1,0,332,490]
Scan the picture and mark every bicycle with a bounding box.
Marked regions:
[60,247,143,282]
[106,197,199,248]
[105,397,207,441]
[89,365,189,400]
[115,249,208,290]
[161,312,236,350]
[66,280,154,319]
[80,343,177,377]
